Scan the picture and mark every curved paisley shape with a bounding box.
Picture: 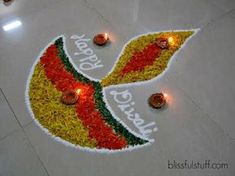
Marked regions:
[101,31,195,87]
[26,30,197,152]
[26,37,149,152]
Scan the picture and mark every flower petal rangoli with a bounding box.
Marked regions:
[26,30,197,152]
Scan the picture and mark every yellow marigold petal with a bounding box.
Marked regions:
[101,31,194,87]
[29,63,96,148]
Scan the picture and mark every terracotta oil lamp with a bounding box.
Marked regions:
[61,90,79,105]
[93,33,109,46]
[148,92,167,109]
[3,0,13,6]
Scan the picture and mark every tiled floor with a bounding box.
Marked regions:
[0,0,235,175]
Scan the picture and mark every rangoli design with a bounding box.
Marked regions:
[26,30,197,153]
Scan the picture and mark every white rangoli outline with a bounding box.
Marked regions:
[25,28,200,153]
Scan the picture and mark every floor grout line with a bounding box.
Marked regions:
[82,0,234,41]
[202,0,235,14]
[22,129,51,176]
[23,120,34,128]
[0,88,23,128]
[162,5,235,143]
[200,7,235,31]
[221,8,235,18]
[172,82,235,142]
[0,128,21,143]
[82,0,125,38]
[0,2,234,174]
[0,88,51,176]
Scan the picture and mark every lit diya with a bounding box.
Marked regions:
[61,90,79,105]
[148,92,167,109]
[3,0,12,2]
[156,38,169,49]
[93,33,109,46]
[3,0,13,5]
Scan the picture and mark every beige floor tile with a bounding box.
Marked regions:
[0,89,19,140]
[0,129,49,176]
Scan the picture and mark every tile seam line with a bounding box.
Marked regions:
[0,88,51,176]
[83,0,109,23]
[218,8,235,19]
[200,0,235,13]
[82,0,234,39]
[0,0,67,22]
[0,128,21,142]
[174,8,235,142]
[23,120,34,128]
[200,8,235,31]
[0,88,23,128]
[174,84,235,142]
[82,0,125,38]
[77,0,234,142]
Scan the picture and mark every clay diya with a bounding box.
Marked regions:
[61,90,78,105]
[3,0,13,5]
[148,92,167,109]
[93,33,109,46]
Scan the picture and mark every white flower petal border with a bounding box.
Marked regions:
[25,28,200,153]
